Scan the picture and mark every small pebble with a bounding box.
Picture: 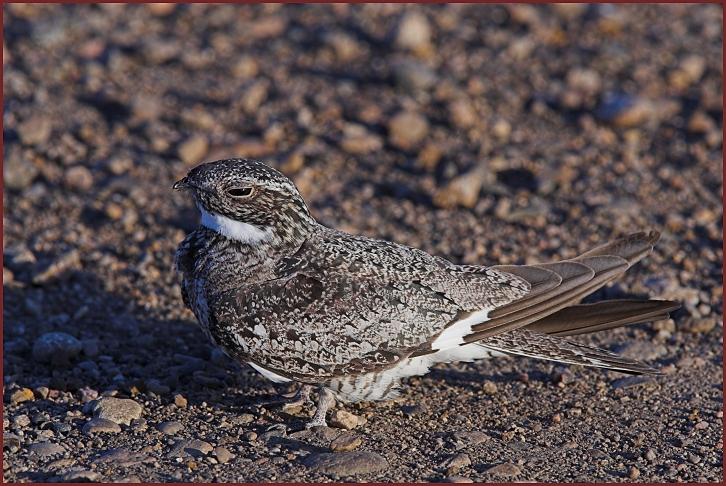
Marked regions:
[63,166,94,191]
[18,116,52,146]
[10,388,35,405]
[4,434,21,452]
[396,11,431,52]
[178,135,208,165]
[157,421,184,435]
[12,414,30,427]
[329,409,362,430]
[174,394,188,408]
[330,432,362,452]
[243,431,258,441]
[481,381,498,395]
[388,111,429,151]
[440,453,471,474]
[213,446,235,464]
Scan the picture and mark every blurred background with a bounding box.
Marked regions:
[3,3,723,483]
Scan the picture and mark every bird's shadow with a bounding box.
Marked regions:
[3,268,282,413]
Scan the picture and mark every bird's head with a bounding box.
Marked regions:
[174,158,315,245]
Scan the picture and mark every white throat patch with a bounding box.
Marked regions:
[199,208,272,244]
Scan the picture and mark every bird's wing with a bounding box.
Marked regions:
[207,229,530,380]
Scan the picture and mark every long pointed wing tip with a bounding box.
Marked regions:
[646,229,661,244]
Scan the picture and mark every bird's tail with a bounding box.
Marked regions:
[479,328,661,375]
[473,230,681,374]
[525,299,680,336]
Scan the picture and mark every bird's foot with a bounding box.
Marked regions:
[304,387,334,429]
[304,416,327,429]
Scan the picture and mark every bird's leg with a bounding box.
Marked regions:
[281,383,313,412]
[305,387,335,428]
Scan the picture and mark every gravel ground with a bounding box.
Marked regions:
[3,3,723,482]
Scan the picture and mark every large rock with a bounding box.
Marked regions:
[32,332,82,365]
[303,451,388,476]
[90,397,143,426]
[484,463,521,477]
[28,442,66,458]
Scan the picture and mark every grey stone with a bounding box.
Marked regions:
[484,463,522,477]
[443,476,474,483]
[167,439,214,458]
[440,453,471,474]
[28,441,65,458]
[330,432,362,452]
[78,386,99,403]
[32,332,82,365]
[157,421,184,435]
[94,447,151,466]
[611,376,656,390]
[214,446,235,464]
[4,147,39,190]
[61,469,101,482]
[4,434,22,452]
[63,166,94,191]
[303,451,388,475]
[395,12,431,50]
[450,431,490,450]
[614,340,667,361]
[18,116,52,146]
[12,414,31,427]
[83,418,121,435]
[91,397,143,425]
[393,60,437,91]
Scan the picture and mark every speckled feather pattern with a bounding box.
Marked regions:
[177,224,529,383]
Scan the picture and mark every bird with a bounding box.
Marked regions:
[173,158,680,428]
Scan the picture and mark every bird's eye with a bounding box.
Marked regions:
[227,187,254,198]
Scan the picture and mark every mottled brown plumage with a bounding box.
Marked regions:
[174,158,679,427]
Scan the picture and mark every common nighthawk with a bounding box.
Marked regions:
[174,158,679,427]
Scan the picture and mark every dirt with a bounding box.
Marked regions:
[3,3,723,482]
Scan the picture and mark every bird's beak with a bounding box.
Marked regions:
[173,177,191,191]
